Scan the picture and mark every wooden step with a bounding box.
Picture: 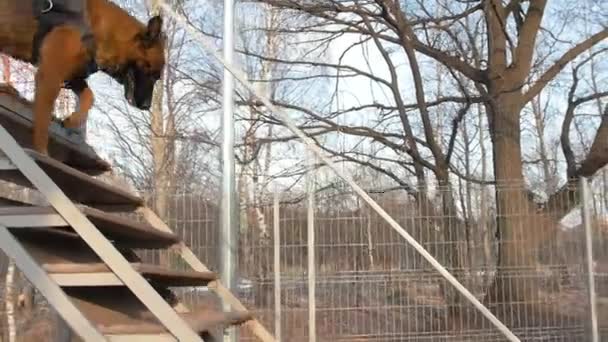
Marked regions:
[103,310,251,338]
[0,196,31,207]
[0,93,110,174]
[45,262,217,287]
[0,149,143,208]
[66,287,251,341]
[14,234,215,287]
[18,234,213,288]
[0,205,179,248]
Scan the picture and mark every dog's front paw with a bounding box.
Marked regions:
[62,113,83,129]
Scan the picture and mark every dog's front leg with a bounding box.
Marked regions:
[32,69,62,154]
[33,27,89,155]
[63,80,93,130]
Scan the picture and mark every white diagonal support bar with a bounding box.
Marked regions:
[156,3,520,341]
[0,125,204,342]
[0,225,106,341]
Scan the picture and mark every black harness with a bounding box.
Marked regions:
[32,0,98,91]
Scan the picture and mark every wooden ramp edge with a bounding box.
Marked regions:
[0,205,179,248]
[0,149,143,207]
[0,92,110,174]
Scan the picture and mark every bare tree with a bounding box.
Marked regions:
[242,0,608,327]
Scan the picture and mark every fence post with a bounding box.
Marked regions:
[581,177,599,342]
[307,158,316,342]
[273,193,282,342]
[220,0,237,341]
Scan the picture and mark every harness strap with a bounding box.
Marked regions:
[32,0,98,89]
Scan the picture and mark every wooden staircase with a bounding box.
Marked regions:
[0,93,275,341]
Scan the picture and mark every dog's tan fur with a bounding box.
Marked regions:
[0,0,165,154]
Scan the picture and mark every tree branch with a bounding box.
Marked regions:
[523,28,608,104]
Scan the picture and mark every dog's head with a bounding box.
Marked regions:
[108,15,166,110]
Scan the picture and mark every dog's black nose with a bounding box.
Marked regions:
[137,98,152,110]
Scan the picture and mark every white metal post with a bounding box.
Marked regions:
[581,177,599,342]
[307,157,316,342]
[273,193,282,342]
[221,0,237,338]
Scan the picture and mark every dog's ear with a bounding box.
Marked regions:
[146,15,163,41]
[136,15,163,48]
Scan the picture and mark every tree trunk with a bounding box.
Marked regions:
[485,96,557,326]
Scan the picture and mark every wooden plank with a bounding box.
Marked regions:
[16,231,141,267]
[64,287,247,339]
[44,262,217,287]
[15,233,215,288]
[81,206,178,247]
[0,206,178,248]
[0,213,68,227]
[0,93,110,174]
[0,125,204,342]
[0,150,143,207]
[107,335,176,342]
[0,206,70,227]
[100,310,251,335]
[0,225,106,341]
[134,263,218,286]
[12,227,81,241]
[0,197,30,207]
[52,273,126,287]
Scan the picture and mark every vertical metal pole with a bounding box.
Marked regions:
[221,0,237,341]
[273,193,282,342]
[581,177,599,342]
[307,157,316,342]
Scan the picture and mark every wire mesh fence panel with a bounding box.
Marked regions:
[0,251,65,342]
[590,175,608,341]
[136,180,603,342]
[0,178,604,341]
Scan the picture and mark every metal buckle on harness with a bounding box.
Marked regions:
[42,0,53,13]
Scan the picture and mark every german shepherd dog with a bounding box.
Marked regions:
[0,0,166,154]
